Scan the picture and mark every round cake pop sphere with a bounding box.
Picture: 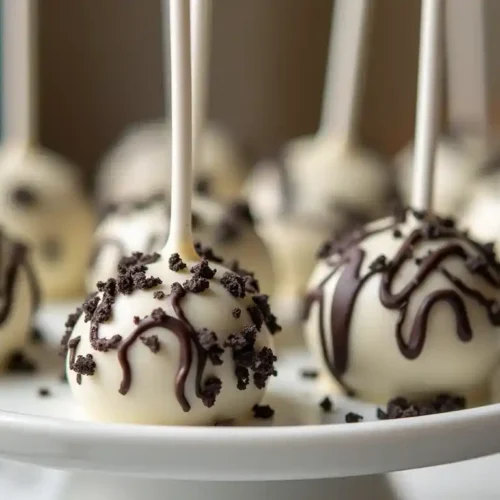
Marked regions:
[0,144,95,300]
[63,251,279,425]
[396,135,490,217]
[87,196,274,295]
[304,209,500,405]
[96,122,249,207]
[283,134,397,226]
[0,229,39,369]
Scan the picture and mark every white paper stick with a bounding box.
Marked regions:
[445,0,487,133]
[191,0,212,169]
[319,0,373,140]
[163,0,197,259]
[1,0,37,144]
[411,0,443,212]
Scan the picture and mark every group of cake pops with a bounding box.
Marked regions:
[0,0,499,425]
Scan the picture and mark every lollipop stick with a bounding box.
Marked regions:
[319,0,373,141]
[411,0,443,212]
[445,0,487,134]
[1,0,37,144]
[191,0,212,169]
[163,0,197,260]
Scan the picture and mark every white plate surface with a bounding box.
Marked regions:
[0,303,498,481]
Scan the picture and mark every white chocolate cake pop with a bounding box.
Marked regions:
[304,210,500,403]
[0,144,94,299]
[0,228,39,370]
[62,0,279,426]
[304,0,500,406]
[88,196,274,295]
[97,122,248,207]
[0,2,94,300]
[63,250,279,425]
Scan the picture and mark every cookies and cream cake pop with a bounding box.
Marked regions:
[0,1,94,300]
[304,0,500,405]
[304,210,500,403]
[62,0,278,425]
[0,144,95,299]
[87,195,274,295]
[0,229,39,370]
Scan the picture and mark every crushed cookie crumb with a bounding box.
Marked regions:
[345,412,363,423]
[197,329,224,365]
[183,276,210,293]
[72,354,96,385]
[319,396,333,413]
[220,272,246,298]
[141,335,160,353]
[153,290,166,300]
[383,394,466,419]
[232,308,241,319]
[252,404,275,419]
[252,295,281,334]
[252,347,277,389]
[168,253,187,272]
[38,387,51,398]
[200,377,222,408]
[247,305,263,330]
[82,295,100,322]
[190,259,217,279]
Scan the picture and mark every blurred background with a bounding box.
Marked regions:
[36,0,500,184]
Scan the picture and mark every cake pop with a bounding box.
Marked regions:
[62,0,278,425]
[247,0,396,345]
[0,229,39,370]
[0,144,95,299]
[396,0,491,217]
[304,0,500,405]
[0,0,94,300]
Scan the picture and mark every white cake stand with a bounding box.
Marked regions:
[0,303,498,500]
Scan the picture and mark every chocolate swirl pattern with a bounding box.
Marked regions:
[304,211,500,402]
[0,230,39,368]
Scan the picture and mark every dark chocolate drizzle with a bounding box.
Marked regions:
[117,312,195,411]
[0,234,40,324]
[304,211,500,389]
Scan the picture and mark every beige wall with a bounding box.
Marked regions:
[38,0,428,180]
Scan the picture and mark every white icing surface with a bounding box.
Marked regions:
[0,143,94,300]
[96,122,248,206]
[304,215,500,404]
[69,255,275,426]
